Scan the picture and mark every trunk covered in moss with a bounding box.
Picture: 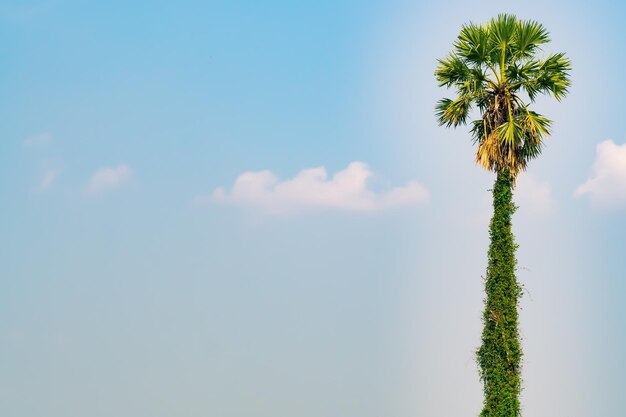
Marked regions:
[478,171,522,417]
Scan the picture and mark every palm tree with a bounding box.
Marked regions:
[434,14,571,417]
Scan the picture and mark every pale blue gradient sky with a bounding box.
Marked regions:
[1,1,625,416]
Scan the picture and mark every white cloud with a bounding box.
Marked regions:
[207,161,429,213]
[36,169,59,191]
[23,132,52,147]
[514,174,555,217]
[86,164,132,195]
[575,140,626,209]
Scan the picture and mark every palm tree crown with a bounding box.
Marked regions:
[435,14,571,177]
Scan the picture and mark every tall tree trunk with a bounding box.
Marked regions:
[478,170,522,417]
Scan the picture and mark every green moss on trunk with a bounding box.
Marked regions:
[478,171,522,417]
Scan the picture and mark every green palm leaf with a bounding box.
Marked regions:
[513,19,550,59]
[454,23,492,66]
[497,118,524,146]
[435,96,472,127]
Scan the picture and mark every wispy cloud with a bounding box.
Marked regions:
[515,174,555,217]
[86,164,132,195]
[204,161,429,213]
[575,140,626,209]
[36,169,59,191]
[23,132,52,147]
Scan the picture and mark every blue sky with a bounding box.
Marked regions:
[1,1,625,416]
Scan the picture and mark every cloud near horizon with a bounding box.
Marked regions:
[86,164,132,195]
[205,162,429,213]
[575,140,626,209]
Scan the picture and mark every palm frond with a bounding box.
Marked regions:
[488,14,517,72]
[454,23,492,66]
[506,59,539,85]
[512,19,550,59]
[522,53,571,101]
[522,139,543,161]
[497,118,524,147]
[435,96,472,127]
[470,118,486,144]
[476,131,501,172]
[520,110,551,141]
[435,54,471,87]
[489,14,517,46]
[539,53,572,100]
